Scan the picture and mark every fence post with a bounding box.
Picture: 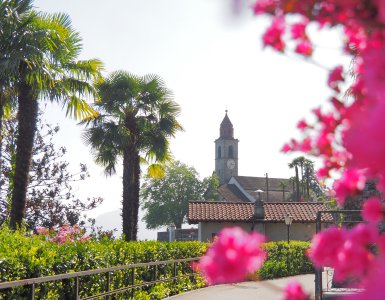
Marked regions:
[105,272,110,300]
[315,212,322,300]
[30,283,35,300]
[75,277,79,300]
[173,262,177,280]
[153,265,157,282]
[130,268,135,299]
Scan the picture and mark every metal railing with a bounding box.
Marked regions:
[0,257,201,299]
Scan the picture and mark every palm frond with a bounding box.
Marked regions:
[65,96,99,120]
[146,163,165,179]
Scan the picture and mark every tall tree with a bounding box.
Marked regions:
[82,71,182,241]
[202,172,220,201]
[140,161,205,229]
[0,0,33,205]
[0,2,103,229]
[289,156,325,201]
[279,181,288,201]
[0,113,103,229]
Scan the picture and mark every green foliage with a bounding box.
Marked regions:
[82,71,182,241]
[288,156,326,201]
[258,241,314,279]
[202,172,220,201]
[141,162,220,229]
[0,227,207,299]
[141,161,211,229]
[0,114,103,229]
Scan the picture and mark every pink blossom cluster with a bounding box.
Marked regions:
[35,224,90,244]
[282,282,309,300]
[197,1,385,298]
[309,224,378,281]
[198,227,266,284]
[253,0,385,199]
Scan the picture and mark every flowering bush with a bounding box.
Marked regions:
[199,1,385,298]
[0,226,207,299]
[35,224,90,244]
[251,0,385,297]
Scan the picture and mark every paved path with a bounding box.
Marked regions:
[167,274,315,300]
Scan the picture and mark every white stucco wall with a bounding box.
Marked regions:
[199,222,265,242]
[265,223,316,242]
[199,222,323,242]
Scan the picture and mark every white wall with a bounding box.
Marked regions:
[199,222,265,242]
[265,223,316,242]
[199,222,321,242]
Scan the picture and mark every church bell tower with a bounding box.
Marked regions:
[215,111,239,185]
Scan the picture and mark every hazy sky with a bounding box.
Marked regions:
[33,0,348,239]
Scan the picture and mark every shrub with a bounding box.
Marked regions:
[0,227,207,299]
[257,241,314,280]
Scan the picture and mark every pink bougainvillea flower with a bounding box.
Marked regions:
[282,282,309,300]
[332,168,366,205]
[316,167,329,179]
[373,0,385,24]
[309,226,346,268]
[361,43,385,102]
[344,24,367,53]
[262,16,286,51]
[291,19,308,39]
[327,65,344,92]
[362,197,384,225]
[252,0,277,15]
[198,227,266,284]
[297,119,308,130]
[345,258,385,300]
[281,143,292,153]
[309,224,377,282]
[35,226,50,235]
[295,39,313,56]
[297,137,312,152]
[344,100,385,186]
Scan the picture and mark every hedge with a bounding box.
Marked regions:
[258,241,314,279]
[0,227,315,299]
[0,227,207,299]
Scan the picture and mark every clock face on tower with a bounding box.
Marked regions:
[227,159,236,169]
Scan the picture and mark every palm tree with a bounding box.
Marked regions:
[3,3,103,229]
[0,0,34,206]
[279,181,288,201]
[289,160,301,201]
[82,71,182,241]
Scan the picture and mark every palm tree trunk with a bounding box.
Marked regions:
[10,82,38,229]
[0,96,4,207]
[122,146,140,241]
[295,166,300,202]
[300,162,304,196]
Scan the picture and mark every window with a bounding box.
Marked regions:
[217,146,221,158]
[228,145,234,158]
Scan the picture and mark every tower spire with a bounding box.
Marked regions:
[220,110,234,138]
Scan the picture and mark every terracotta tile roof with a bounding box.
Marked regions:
[218,184,250,202]
[188,201,333,224]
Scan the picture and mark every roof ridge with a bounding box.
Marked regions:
[189,201,252,204]
[265,202,326,204]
